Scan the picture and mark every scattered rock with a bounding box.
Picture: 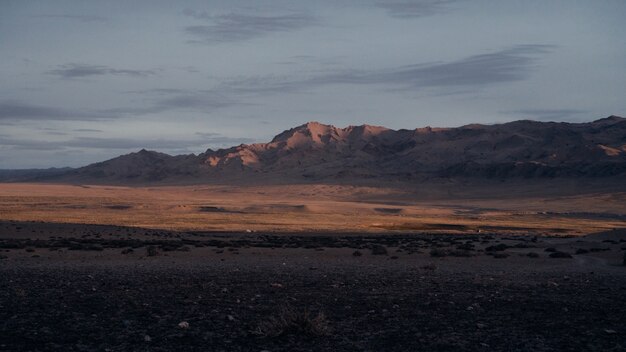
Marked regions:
[178,321,189,329]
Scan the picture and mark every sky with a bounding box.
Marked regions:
[1,0,625,168]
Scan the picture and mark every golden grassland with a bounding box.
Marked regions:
[0,182,624,235]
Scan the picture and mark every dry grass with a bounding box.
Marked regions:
[0,183,624,235]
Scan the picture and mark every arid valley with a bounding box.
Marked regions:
[1,178,625,351]
[2,1,626,350]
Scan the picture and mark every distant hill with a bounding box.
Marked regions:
[0,168,74,182]
[12,116,626,184]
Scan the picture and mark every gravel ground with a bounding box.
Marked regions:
[1,221,625,352]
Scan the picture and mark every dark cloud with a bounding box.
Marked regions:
[219,45,556,94]
[0,100,113,121]
[34,14,108,23]
[361,44,556,88]
[504,109,588,121]
[183,10,316,43]
[0,89,237,122]
[108,90,240,116]
[376,0,459,18]
[48,63,156,78]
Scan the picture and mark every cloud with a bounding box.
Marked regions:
[183,10,316,43]
[73,128,104,133]
[361,44,556,88]
[0,89,238,122]
[48,63,156,78]
[0,100,114,121]
[219,45,556,94]
[195,132,255,145]
[376,0,459,18]
[503,109,588,121]
[0,134,255,152]
[34,14,108,23]
[109,89,241,116]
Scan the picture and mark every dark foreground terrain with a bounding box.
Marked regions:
[1,221,625,351]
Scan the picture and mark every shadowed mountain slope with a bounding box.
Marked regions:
[36,116,626,183]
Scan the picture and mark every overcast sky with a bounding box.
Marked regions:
[1,0,625,168]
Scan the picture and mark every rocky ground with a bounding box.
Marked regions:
[0,221,625,351]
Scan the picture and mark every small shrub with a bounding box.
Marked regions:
[449,250,473,257]
[575,248,589,255]
[146,246,158,257]
[370,245,388,256]
[421,263,437,271]
[429,248,449,257]
[352,250,362,257]
[456,243,475,251]
[544,247,557,253]
[493,252,509,259]
[253,306,330,337]
[527,252,539,258]
[121,248,134,255]
[549,251,572,259]
[485,244,509,252]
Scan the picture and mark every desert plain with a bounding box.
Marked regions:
[0,180,625,351]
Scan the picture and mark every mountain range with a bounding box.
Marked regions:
[5,116,626,184]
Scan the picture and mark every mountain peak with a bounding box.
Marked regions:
[593,115,624,124]
[39,116,626,183]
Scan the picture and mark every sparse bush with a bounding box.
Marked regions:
[253,306,330,337]
[352,250,362,257]
[121,248,134,254]
[370,245,388,256]
[421,263,437,271]
[429,248,449,257]
[575,248,589,255]
[527,252,539,258]
[485,244,509,252]
[449,250,473,257]
[146,246,158,257]
[493,252,509,259]
[544,247,557,252]
[549,251,572,258]
[456,243,474,251]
